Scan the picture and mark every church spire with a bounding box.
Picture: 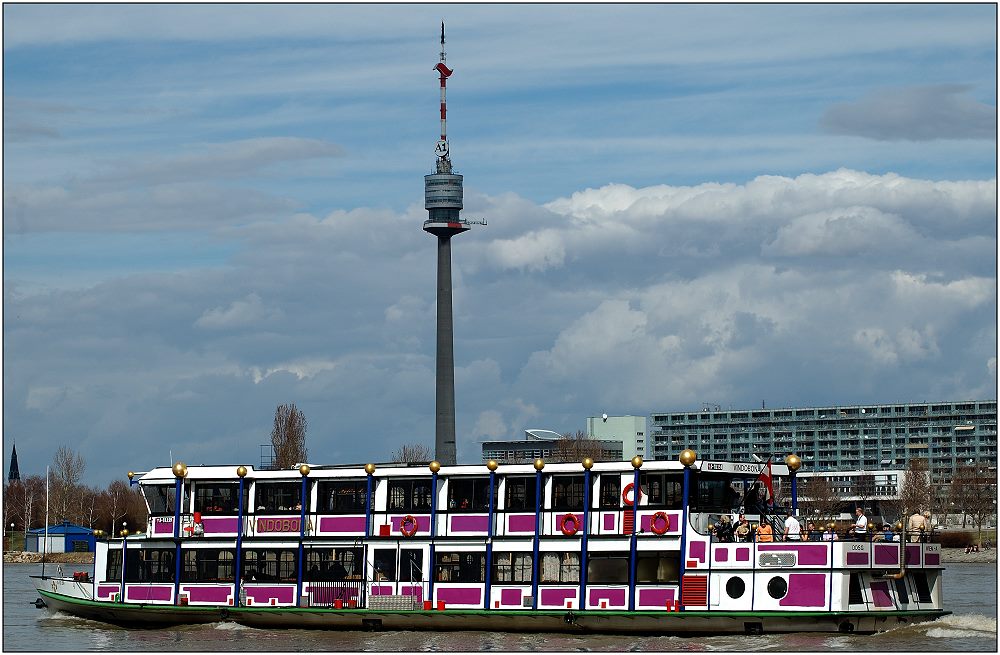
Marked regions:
[8,443,20,483]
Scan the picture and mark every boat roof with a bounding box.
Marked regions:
[132,459,791,483]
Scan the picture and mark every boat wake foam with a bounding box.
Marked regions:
[924,614,997,638]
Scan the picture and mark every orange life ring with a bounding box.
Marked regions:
[560,513,581,536]
[622,482,643,506]
[400,515,418,537]
[650,511,671,535]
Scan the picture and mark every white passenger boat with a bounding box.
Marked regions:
[32,452,947,634]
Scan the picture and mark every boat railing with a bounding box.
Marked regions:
[303,579,367,608]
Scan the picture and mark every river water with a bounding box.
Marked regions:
[2,563,995,651]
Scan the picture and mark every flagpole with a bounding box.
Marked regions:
[43,465,49,577]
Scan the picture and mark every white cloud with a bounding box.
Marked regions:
[195,293,283,330]
[764,206,916,257]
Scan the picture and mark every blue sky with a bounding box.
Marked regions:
[3,3,996,486]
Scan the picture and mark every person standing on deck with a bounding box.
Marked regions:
[783,514,802,541]
[853,507,869,541]
[756,521,774,542]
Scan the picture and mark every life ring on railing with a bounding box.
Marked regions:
[650,511,671,535]
[560,513,581,536]
[400,515,418,537]
[622,482,643,506]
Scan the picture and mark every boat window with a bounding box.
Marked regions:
[386,479,434,512]
[635,552,680,584]
[304,547,362,581]
[242,549,297,583]
[253,482,302,514]
[639,473,683,509]
[316,480,370,514]
[691,474,742,513]
[434,551,486,583]
[599,475,621,509]
[539,552,580,584]
[181,549,235,582]
[144,484,187,516]
[399,549,424,583]
[124,548,175,583]
[373,549,397,582]
[551,475,585,511]
[193,483,246,515]
[504,477,537,511]
[492,551,533,583]
[106,549,122,582]
[448,477,496,512]
[587,553,628,584]
[913,571,932,603]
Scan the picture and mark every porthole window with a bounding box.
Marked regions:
[767,576,787,599]
[726,577,745,599]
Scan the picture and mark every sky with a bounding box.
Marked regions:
[3,3,997,487]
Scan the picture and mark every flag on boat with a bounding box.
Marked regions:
[757,458,774,503]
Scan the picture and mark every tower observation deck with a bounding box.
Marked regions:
[423,23,480,466]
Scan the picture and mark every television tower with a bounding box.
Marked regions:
[423,23,481,465]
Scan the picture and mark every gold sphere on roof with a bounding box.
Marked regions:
[785,454,802,472]
[486,460,498,472]
[364,463,376,475]
[679,449,697,467]
[127,471,135,481]
[429,461,441,474]
[631,456,643,469]
[172,462,188,478]
[533,459,545,471]
[236,465,248,478]
[582,457,594,470]
[299,464,311,476]
[120,529,129,538]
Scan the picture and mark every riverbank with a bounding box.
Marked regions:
[940,547,997,564]
[3,551,95,565]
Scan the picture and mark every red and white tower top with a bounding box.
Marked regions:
[434,22,454,170]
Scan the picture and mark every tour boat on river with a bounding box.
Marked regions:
[32,452,947,634]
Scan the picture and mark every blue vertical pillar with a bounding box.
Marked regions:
[531,460,543,610]
[297,466,309,605]
[234,468,246,605]
[484,462,497,609]
[678,449,696,610]
[364,463,375,603]
[172,464,184,604]
[579,460,593,610]
[120,534,128,603]
[628,458,641,611]
[428,462,440,604]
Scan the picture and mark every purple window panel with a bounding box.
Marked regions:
[714,547,729,563]
[873,545,899,566]
[450,515,489,532]
[870,581,894,608]
[507,514,536,532]
[846,552,869,566]
[125,585,173,602]
[688,540,706,563]
[319,516,367,533]
[436,586,482,605]
[758,544,828,565]
[637,588,675,608]
[201,517,239,534]
[182,585,233,603]
[540,588,576,607]
[735,547,751,562]
[588,588,627,607]
[778,573,827,608]
[500,588,522,606]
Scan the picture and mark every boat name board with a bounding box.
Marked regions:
[256,517,301,533]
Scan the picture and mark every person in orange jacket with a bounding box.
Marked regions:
[756,521,774,542]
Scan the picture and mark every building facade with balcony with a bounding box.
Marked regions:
[649,400,997,486]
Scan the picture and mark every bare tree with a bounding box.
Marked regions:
[550,431,604,463]
[51,446,86,523]
[950,464,997,544]
[798,476,842,521]
[899,458,932,517]
[853,473,876,513]
[270,403,308,469]
[390,443,433,463]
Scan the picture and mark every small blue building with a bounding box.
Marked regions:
[25,521,96,554]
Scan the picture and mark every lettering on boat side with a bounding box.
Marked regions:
[256,517,301,533]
